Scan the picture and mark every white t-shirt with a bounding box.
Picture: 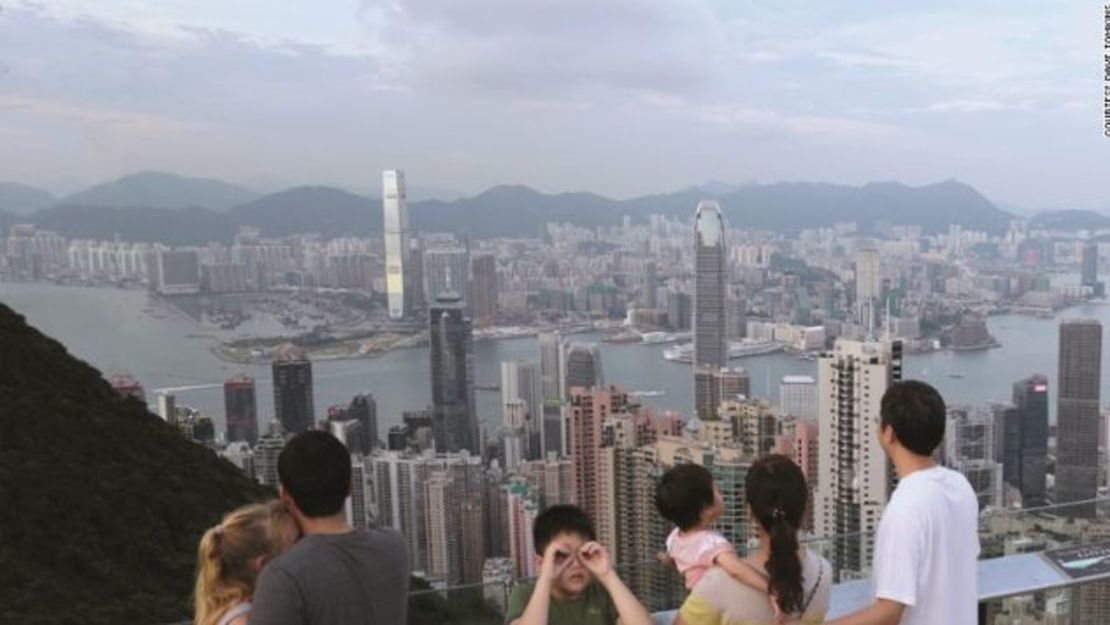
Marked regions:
[872,465,980,625]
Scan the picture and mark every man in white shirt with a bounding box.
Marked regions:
[826,380,980,625]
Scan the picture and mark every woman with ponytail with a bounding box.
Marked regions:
[676,454,832,625]
[194,501,299,625]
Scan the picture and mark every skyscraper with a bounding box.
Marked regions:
[156,391,176,423]
[538,332,565,456]
[254,421,286,488]
[382,169,411,320]
[501,360,543,459]
[568,387,633,533]
[502,399,527,471]
[506,479,541,579]
[1082,242,1099,287]
[716,366,750,403]
[346,393,379,452]
[643,261,658,309]
[423,245,470,307]
[430,290,478,454]
[1057,319,1102,515]
[272,344,314,435]
[224,373,258,445]
[944,406,1003,510]
[563,343,603,397]
[815,337,902,577]
[538,332,563,401]
[780,375,818,421]
[1008,375,1048,508]
[470,252,498,325]
[693,200,726,418]
[693,201,726,366]
[855,246,881,323]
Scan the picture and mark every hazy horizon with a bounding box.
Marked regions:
[1,1,1107,210]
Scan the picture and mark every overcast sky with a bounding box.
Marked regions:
[1,1,1107,208]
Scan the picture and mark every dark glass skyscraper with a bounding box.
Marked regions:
[693,200,726,419]
[272,344,314,435]
[1007,375,1048,508]
[1082,242,1098,287]
[348,393,378,451]
[430,290,478,454]
[1056,319,1102,515]
[563,343,603,397]
[224,372,258,445]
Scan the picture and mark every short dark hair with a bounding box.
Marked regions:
[278,430,351,518]
[533,505,596,555]
[655,463,715,531]
[880,380,946,456]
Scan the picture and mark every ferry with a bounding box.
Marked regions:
[663,339,785,363]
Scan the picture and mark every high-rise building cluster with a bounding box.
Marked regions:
[28,173,1110,624]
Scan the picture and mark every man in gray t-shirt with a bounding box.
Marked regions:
[250,431,410,625]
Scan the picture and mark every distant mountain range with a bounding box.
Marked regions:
[1029,209,1110,231]
[0,171,1061,244]
[0,181,56,216]
[60,171,260,211]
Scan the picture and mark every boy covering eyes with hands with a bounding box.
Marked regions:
[506,505,654,625]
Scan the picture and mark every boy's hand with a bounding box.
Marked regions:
[539,540,574,580]
[578,541,614,579]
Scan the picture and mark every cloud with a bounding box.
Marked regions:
[909,99,1023,113]
[357,0,726,100]
[0,94,201,133]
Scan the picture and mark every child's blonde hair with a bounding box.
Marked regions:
[193,501,292,625]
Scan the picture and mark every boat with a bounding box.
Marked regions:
[663,343,693,363]
[727,339,786,358]
[947,373,965,379]
[642,331,679,345]
[664,340,785,363]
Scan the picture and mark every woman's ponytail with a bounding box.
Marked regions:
[745,455,810,616]
[766,508,803,613]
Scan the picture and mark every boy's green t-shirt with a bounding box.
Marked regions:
[504,581,618,625]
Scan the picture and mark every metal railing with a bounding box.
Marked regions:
[405,497,1110,624]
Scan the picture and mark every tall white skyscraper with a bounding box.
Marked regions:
[815,337,902,578]
[693,200,726,418]
[383,169,411,320]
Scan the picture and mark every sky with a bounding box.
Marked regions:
[0,1,1107,208]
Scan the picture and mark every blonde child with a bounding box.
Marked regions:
[193,501,299,625]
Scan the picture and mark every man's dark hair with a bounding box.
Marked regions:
[880,380,947,456]
[655,463,715,531]
[533,505,596,555]
[278,430,351,518]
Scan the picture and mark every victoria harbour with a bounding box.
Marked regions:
[2,281,1102,434]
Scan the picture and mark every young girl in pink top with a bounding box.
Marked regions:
[655,463,781,617]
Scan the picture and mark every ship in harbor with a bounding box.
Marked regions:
[663,339,785,363]
[641,331,688,345]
